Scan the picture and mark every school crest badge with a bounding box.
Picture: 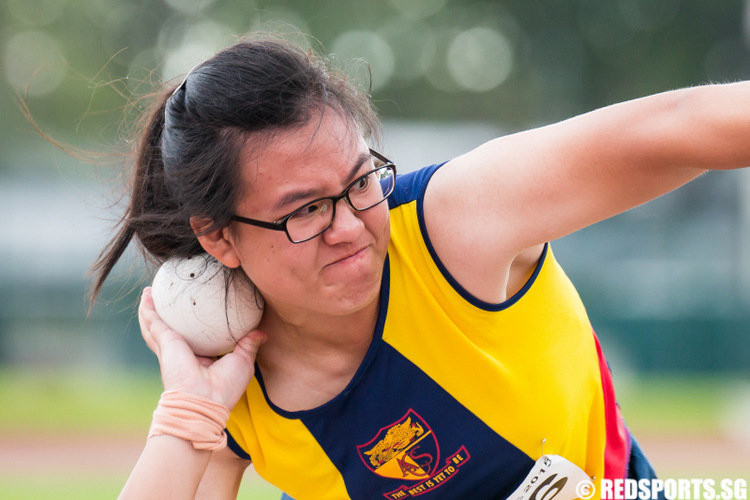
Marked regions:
[357,409,470,498]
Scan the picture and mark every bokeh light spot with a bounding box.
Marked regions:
[446,27,513,92]
[6,0,69,26]
[331,30,395,92]
[378,19,435,85]
[161,20,234,81]
[4,31,67,96]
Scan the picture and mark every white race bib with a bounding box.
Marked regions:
[506,454,595,500]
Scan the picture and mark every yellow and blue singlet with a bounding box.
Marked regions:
[226,164,657,500]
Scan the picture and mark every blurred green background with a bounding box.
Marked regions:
[1,0,749,498]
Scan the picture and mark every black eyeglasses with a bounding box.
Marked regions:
[231,150,396,243]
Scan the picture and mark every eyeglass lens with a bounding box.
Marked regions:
[286,166,395,242]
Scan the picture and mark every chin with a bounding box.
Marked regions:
[323,269,382,314]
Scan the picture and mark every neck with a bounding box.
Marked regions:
[257,294,380,366]
[251,291,382,412]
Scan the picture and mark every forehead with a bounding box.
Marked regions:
[237,111,366,208]
[259,112,360,167]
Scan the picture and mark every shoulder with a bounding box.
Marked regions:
[388,162,446,209]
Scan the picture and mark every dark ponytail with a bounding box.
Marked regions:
[89,34,381,306]
[88,91,194,303]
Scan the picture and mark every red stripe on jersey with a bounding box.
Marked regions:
[593,330,630,479]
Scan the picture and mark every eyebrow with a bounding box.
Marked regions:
[272,152,372,212]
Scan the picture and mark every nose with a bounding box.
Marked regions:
[321,197,364,244]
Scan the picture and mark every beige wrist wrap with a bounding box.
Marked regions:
[148,390,230,451]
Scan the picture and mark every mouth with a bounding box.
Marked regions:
[327,246,369,268]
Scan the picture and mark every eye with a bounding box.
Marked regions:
[289,200,329,221]
[352,173,372,192]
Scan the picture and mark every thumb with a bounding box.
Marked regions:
[208,330,268,407]
[233,329,268,365]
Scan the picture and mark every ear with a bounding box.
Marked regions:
[190,216,242,269]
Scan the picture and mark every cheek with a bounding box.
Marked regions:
[369,205,391,243]
[240,238,315,292]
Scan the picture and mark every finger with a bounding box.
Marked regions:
[138,287,192,359]
[233,330,268,365]
[138,287,159,354]
[209,330,268,407]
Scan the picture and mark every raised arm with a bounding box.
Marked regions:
[423,81,750,301]
[119,288,264,500]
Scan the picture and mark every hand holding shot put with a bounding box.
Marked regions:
[123,283,266,499]
[137,285,266,405]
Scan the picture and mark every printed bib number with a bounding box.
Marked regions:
[507,454,594,500]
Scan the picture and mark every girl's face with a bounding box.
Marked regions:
[228,111,390,324]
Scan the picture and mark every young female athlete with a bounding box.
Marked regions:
[93,35,750,499]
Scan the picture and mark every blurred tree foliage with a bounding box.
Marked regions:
[3,0,750,169]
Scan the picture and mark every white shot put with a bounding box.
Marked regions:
[151,254,263,357]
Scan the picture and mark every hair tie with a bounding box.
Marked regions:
[170,61,203,97]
